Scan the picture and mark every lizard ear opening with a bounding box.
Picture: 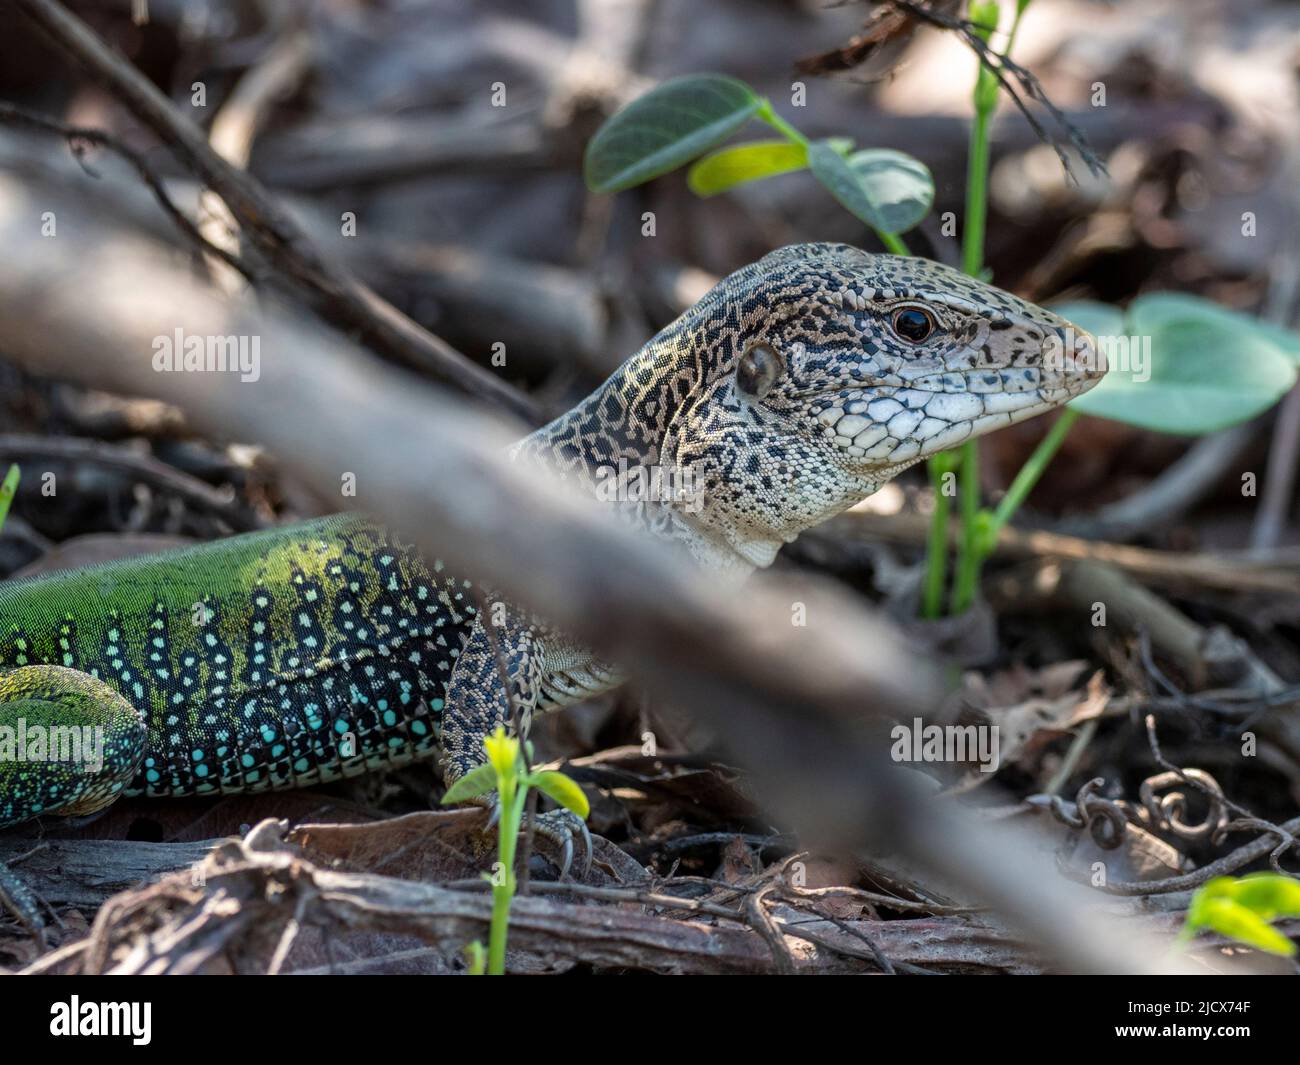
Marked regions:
[736,341,783,400]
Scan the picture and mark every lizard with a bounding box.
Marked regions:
[0,243,1105,930]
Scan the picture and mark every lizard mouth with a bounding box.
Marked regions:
[797,323,1106,400]
[807,330,1105,467]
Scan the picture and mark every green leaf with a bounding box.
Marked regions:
[527,770,590,819]
[1186,897,1297,957]
[1057,294,1297,434]
[1181,875,1300,957]
[808,141,933,237]
[687,139,808,196]
[846,149,935,234]
[1130,292,1300,366]
[584,74,763,193]
[1257,321,1300,364]
[970,0,1001,38]
[808,141,881,232]
[1224,873,1300,920]
[440,762,499,804]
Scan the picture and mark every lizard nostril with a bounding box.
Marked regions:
[1047,329,1105,384]
[1070,332,1105,379]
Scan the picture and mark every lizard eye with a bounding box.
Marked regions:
[891,306,936,344]
[736,341,783,399]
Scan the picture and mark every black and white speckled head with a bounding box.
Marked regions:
[524,243,1105,571]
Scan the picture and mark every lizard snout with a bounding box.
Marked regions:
[1044,325,1107,395]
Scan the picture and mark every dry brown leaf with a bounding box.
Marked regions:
[980,669,1110,768]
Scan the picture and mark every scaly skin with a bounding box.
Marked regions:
[0,515,465,825]
[0,244,1105,926]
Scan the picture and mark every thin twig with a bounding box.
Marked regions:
[745,883,797,973]
[886,0,1105,180]
[0,433,263,530]
[266,892,309,975]
[1142,713,1299,876]
[11,0,538,421]
[0,101,255,281]
[199,24,314,294]
[1088,811,1300,897]
[778,896,906,973]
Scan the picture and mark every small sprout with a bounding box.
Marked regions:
[443,726,590,974]
[1178,874,1300,957]
[583,73,931,247]
[463,940,486,976]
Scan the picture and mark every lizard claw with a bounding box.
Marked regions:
[530,808,592,881]
[468,799,592,879]
[577,819,593,878]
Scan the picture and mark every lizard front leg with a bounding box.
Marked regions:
[438,609,590,875]
[438,610,541,784]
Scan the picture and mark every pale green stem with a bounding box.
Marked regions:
[878,230,910,256]
[759,101,910,256]
[949,407,1079,613]
[950,439,983,615]
[0,465,18,534]
[486,775,528,975]
[756,102,809,147]
[949,6,1030,616]
[961,95,995,278]
[948,99,995,615]
[987,406,1079,538]
[921,457,952,619]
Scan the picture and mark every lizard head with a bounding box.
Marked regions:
[655,243,1106,569]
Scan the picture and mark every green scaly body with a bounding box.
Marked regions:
[0,514,476,828]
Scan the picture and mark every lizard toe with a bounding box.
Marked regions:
[531,808,592,880]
